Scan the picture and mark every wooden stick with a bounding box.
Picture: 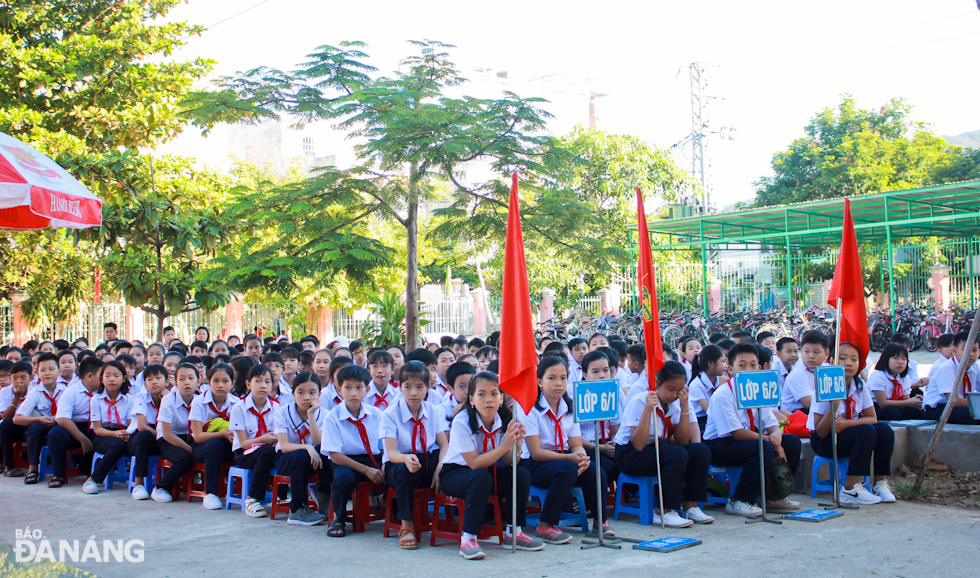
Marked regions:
[913,309,980,490]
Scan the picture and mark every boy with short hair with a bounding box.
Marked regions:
[190,340,208,356]
[476,346,498,372]
[927,334,956,385]
[162,326,176,345]
[47,357,105,487]
[349,340,367,368]
[623,344,648,404]
[730,331,754,346]
[781,330,829,414]
[567,338,589,387]
[773,337,799,389]
[451,336,468,359]
[441,361,477,427]
[755,331,777,354]
[8,354,65,483]
[467,338,485,355]
[924,331,980,424]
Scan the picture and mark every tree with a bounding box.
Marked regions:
[754,95,980,206]
[183,40,604,348]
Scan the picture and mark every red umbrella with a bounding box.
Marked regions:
[0,131,103,229]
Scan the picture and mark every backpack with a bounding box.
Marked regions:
[766,456,795,500]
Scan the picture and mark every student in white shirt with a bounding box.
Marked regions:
[926,334,955,385]
[868,343,925,421]
[432,347,457,403]
[190,362,239,509]
[566,338,589,389]
[677,337,702,382]
[150,362,200,503]
[781,330,830,414]
[319,356,353,412]
[588,333,610,351]
[365,350,400,410]
[614,360,713,527]
[439,361,476,430]
[229,365,279,517]
[704,344,802,517]
[526,354,610,544]
[773,337,799,390]
[808,342,896,505]
[82,361,134,494]
[129,364,167,500]
[274,371,329,526]
[10,354,65,484]
[580,347,621,485]
[56,350,80,390]
[382,362,450,550]
[47,357,104,488]
[890,334,929,394]
[688,345,727,430]
[438,371,543,560]
[322,365,384,538]
[924,331,980,424]
[261,351,293,406]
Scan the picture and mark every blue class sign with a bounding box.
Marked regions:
[734,370,781,410]
[573,379,619,423]
[814,365,847,402]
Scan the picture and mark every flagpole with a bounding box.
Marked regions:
[512,443,518,553]
[819,298,856,510]
[652,418,665,530]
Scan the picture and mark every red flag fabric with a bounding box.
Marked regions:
[827,198,869,370]
[498,172,539,413]
[636,188,665,390]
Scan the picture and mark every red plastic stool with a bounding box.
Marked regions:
[383,487,434,538]
[187,461,234,502]
[430,494,503,547]
[11,441,29,469]
[155,460,190,500]
[328,482,386,533]
[270,474,320,520]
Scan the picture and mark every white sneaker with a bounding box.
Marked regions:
[151,487,173,503]
[766,497,801,511]
[203,493,223,510]
[653,510,694,528]
[244,497,268,518]
[839,483,882,505]
[873,480,896,503]
[131,484,149,501]
[82,480,99,495]
[725,499,763,517]
[682,506,715,524]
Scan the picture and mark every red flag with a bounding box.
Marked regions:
[498,172,539,413]
[636,188,665,390]
[827,198,869,370]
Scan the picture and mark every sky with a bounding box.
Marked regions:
[160,0,980,208]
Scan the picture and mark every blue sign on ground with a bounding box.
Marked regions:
[734,370,781,410]
[815,365,847,402]
[573,380,619,423]
[784,509,844,522]
[633,537,702,553]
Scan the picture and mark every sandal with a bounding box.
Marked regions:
[24,471,39,485]
[5,467,26,477]
[398,528,418,550]
[327,522,347,538]
[47,476,65,488]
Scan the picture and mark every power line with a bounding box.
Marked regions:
[177,0,275,42]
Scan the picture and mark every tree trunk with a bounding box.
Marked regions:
[405,164,420,350]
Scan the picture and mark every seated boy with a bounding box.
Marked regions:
[924,331,980,424]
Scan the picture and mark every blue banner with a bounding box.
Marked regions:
[573,379,619,423]
[814,365,847,402]
[734,370,781,410]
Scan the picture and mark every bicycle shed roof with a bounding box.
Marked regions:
[644,179,980,250]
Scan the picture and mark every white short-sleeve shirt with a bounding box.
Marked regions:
[274,403,326,452]
[229,394,278,452]
[380,399,447,462]
[924,356,980,408]
[365,381,402,411]
[189,390,238,427]
[907,359,920,384]
[688,372,721,418]
[704,378,778,440]
[442,410,505,467]
[0,385,17,413]
[772,358,791,389]
[55,383,97,422]
[319,383,343,412]
[867,370,912,400]
[156,389,195,440]
[89,391,133,429]
[806,379,875,430]
[782,361,823,412]
[133,390,161,427]
[613,394,697,446]
[15,383,66,418]
[268,390,294,408]
[525,394,580,453]
[321,402,384,457]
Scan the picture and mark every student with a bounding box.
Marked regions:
[467,338,486,356]
[348,340,366,368]
[588,333,610,351]
[677,337,702,382]
[262,352,293,406]
[781,330,830,414]
[756,331,777,354]
[11,353,65,484]
[151,362,201,503]
[4,347,24,362]
[229,365,280,517]
[578,350,620,488]
[190,362,240,509]
[890,334,929,393]
[476,346,499,372]
[335,347,352,360]
[433,347,457,401]
[868,343,926,421]
[926,334,955,385]
[280,347,300,390]
[312,349,334,387]
[924,331,980,424]
[319,356,353,412]
[615,360,713,526]
[440,371,543,559]
[323,365,385,537]
[564,338,588,388]
[81,361,133,494]
[275,372,330,526]
[56,350,79,389]
[382,345,403,375]
[146,343,165,368]
[162,351,182,388]
[808,342,896,504]
[625,344,648,397]
[365,350,400,410]
[730,331,755,345]
[130,345,147,391]
[773,337,799,389]
[704,343,802,516]
[229,356,257,401]
[688,345,727,430]
[382,362,450,549]
[457,353,480,370]
[451,337,468,359]
[47,357,104,488]
[242,334,262,361]
[440,361,477,427]
[538,337,554,355]
[405,348,440,401]
[525,354,609,543]
[0,361,30,477]
[128,364,167,500]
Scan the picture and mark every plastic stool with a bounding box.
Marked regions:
[383,487,434,538]
[226,466,275,513]
[613,473,659,525]
[155,459,190,500]
[270,474,320,520]
[430,494,503,547]
[707,466,742,505]
[38,446,85,482]
[527,485,589,531]
[128,456,160,493]
[11,441,29,468]
[811,456,870,497]
[328,482,386,533]
[91,452,129,489]
[187,461,234,502]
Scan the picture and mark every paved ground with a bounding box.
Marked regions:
[1,474,978,578]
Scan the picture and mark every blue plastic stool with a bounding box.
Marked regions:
[128,456,160,493]
[527,485,589,531]
[707,466,742,505]
[613,473,659,525]
[91,452,129,490]
[38,446,84,482]
[226,466,275,513]
[811,456,870,497]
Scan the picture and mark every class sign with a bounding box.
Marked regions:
[814,365,847,402]
[573,380,619,423]
[734,370,781,410]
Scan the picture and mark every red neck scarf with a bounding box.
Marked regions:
[727,380,755,432]
[373,390,390,410]
[656,406,674,444]
[889,378,905,401]
[964,374,973,398]
[104,397,122,426]
[249,405,271,436]
[43,389,59,416]
[208,401,229,421]
[481,425,500,492]
[546,409,565,453]
[844,394,857,420]
[348,415,380,470]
